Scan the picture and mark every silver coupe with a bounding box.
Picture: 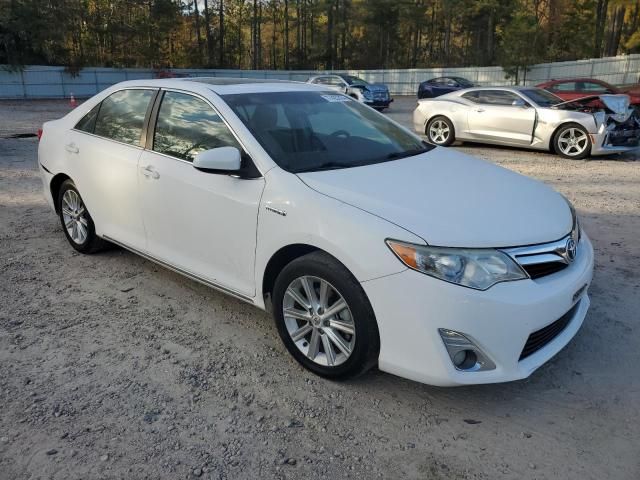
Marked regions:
[413,86,640,159]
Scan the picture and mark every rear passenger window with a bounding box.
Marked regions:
[75,104,100,133]
[462,91,479,103]
[153,91,242,162]
[475,90,520,106]
[551,82,577,92]
[94,89,154,146]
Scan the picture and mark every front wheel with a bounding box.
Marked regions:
[426,116,455,146]
[272,252,380,379]
[554,123,591,159]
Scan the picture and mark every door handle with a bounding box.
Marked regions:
[475,108,485,113]
[65,143,79,154]
[141,165,160,179]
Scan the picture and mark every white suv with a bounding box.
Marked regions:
[38,78,594,386]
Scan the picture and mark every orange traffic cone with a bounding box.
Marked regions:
[69,93,77,108]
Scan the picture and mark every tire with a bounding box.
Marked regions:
[57,179,107,254]
[426,115,455,146]
[553,123,591,159]
[272,251,380,380]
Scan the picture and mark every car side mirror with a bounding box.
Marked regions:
[512,99,528,108]
[193,146,241,173]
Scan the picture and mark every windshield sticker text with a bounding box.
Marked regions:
[321,95,351,102]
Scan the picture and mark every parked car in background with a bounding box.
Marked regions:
[537,78,640,107]
[38,77,593,387]
[417,76,475,99]
[307,74,393,110]
[414,86,640,159]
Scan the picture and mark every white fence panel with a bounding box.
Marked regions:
[1,54,638,99]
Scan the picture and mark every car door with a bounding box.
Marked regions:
[429,78,456,97]
[326,76,349,94]
[137,90,265,297]
[466,90,536,145]
[67,88,156,250]
[439,78,461,95]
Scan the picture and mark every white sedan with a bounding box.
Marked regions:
[38,78,594,386]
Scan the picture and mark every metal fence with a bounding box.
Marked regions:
[1,54,639,99]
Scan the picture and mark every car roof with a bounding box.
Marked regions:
[455,86,537,93]
[545,78,611,85]
[107,77,324,95]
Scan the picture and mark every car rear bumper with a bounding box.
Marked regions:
[38,161,56,212]
[361,233,594,386]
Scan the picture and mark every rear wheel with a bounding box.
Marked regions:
[554,123,591,159]
[57,180,107,254]
[426,116,455,146]
[272,251,380,379]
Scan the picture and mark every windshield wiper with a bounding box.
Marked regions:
[385,147,431,160]
[294,161,352,173]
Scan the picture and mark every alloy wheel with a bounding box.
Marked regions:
[61,189,89,245]
[429,119,450,144]
[558,128,588,156]
[283,276,356,367]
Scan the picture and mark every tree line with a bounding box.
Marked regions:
[1,0,638,73]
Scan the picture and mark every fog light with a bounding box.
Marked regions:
[438,329,495,372]
[453,349,478,370]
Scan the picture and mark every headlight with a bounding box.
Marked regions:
[362,90,373,99]
[562,195,581,242]
[386,240,528,290]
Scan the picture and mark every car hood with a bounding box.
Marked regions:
[554,93,631,112]
[297,149,572,248]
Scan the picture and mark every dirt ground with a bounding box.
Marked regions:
[1,97,639,480]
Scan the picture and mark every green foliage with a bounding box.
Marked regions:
[0,0,637,71]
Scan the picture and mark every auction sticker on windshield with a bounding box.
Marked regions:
[321,95,351,102]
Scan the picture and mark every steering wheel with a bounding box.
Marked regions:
[330,130,351,138]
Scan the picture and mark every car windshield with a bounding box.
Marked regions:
[223,91,431,173]
[344,75,368,86]
[453,77,474,87]
[521,88,563,107]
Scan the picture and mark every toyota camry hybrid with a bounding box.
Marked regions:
[38,78,594,386]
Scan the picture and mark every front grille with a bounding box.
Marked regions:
[503,230,579,281]
[608,129,640,147]
[522,261,568,279]
[519,302,579,360]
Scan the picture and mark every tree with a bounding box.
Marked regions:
[1,0,638,70]
[499,9,544,84]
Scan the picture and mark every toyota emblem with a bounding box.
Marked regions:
[566,238,577,262]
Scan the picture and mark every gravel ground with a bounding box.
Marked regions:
[1,97,639,480]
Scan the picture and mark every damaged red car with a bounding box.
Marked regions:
[537,78,640,107]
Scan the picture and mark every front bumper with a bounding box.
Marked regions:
[364,98,393,108]
[590,128,640,155]
[361,233,594,386]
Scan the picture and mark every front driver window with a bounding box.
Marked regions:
[153,91,242,162]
